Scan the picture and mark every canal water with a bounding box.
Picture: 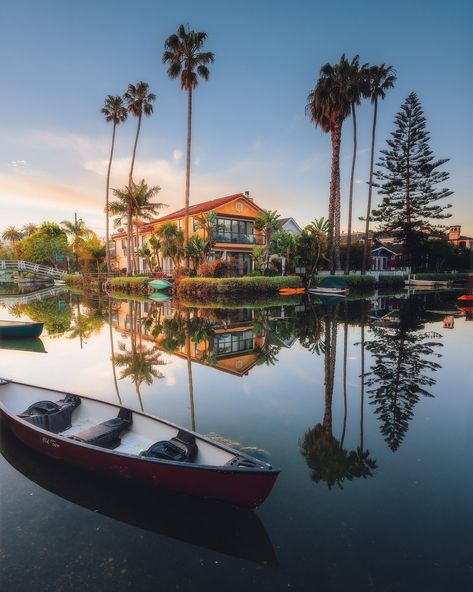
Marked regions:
[0,288,472,591]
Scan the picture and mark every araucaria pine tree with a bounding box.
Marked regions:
[371,92,452,270]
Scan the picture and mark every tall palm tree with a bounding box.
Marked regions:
[101,95,128,273]
[306,56,353,273]
[163,25,215,257]
[361,64,396,274]
[345,57,370,273]
[109,180,164,273]
[2,226,23,243]
[124,82,156,273]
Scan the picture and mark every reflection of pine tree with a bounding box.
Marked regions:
[300,305,377,489]
[365,301,442,451]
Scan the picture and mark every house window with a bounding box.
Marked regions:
[214,218,257,244]
[121,239,127,255]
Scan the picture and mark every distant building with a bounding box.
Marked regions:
[447,225,473,250]
[276,217,302,236]
[370,243,404,271]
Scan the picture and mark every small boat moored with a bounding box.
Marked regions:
[0,320,44,339]
[148,278,172,292]
[0,380,279,508]
[309,277,349,296]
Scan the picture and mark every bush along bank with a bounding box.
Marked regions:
[109,276,151,295]
[311,274,406,290]
[178,275,302,296]
[64,273,84,287]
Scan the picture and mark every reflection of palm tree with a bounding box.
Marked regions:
[113,342,165,410]
[108,299,122,405]
[113,300,166,410]
[300,306,377,489]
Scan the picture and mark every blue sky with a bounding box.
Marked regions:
[1,0,472,236]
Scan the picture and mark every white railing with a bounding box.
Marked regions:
[0,260,66,278]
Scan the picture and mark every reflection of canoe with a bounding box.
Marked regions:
[0,426,277,566]
[148,292,172,303]
[0,380,279,508]
[278,287,305,295]
[0,337,46,353]
[148,279,172,291]
[0,320,44,339]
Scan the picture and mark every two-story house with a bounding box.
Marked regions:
[111,192,266,275]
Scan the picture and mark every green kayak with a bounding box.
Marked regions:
[148,279,172,291]
[148,292,172,303]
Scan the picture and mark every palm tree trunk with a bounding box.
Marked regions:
[126,207,132,274]
[105,122,117,274]
[128,113,142,275]
[362,97,378,275]
[329,120,342,275]
[345,104,357,274]
[185,87,193,267]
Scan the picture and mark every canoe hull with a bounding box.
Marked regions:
[0,322,44,339]
[0,404,278,509]
[148,279,172,291]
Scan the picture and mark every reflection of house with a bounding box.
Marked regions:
[113,301,265,377]
[111,192,267,275]
[447,225,473,250]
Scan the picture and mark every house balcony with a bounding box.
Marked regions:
[214,233,265,245]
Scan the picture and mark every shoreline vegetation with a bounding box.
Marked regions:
[61,271,470,297]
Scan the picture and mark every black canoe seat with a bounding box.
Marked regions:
[140,430,197,463]
[18,395,81,434]
[71,408,132,450]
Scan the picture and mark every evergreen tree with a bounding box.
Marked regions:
[371,92,452,270]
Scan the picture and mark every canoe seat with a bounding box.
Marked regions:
[140,430,197,463]
[18,395,81,434]
[226,455,261,469]
[71,408,132,450]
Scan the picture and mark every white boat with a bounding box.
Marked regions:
[404,275,450,287]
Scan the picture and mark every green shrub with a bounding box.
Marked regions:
[64,273,83,286]
[178,275,301,296]
[110,276,150,294]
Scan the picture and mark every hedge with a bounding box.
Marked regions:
[178,275,301,296]
[110,276,151,294]
[64,273,84,287]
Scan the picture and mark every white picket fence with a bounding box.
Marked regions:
[0,260,66,279]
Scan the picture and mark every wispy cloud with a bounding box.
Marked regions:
[9,160,27,168]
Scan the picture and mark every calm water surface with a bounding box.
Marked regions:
[0,287,472,591]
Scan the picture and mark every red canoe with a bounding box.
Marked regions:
[458,294,473,301]
[0,379,279,508]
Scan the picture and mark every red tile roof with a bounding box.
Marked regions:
[111,193,265,239]
[153,193,265,223]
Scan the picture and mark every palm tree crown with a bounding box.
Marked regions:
[101,95,128,125]
[2,226,23,242]
[124,82,156,118]
[163,25,215,90]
